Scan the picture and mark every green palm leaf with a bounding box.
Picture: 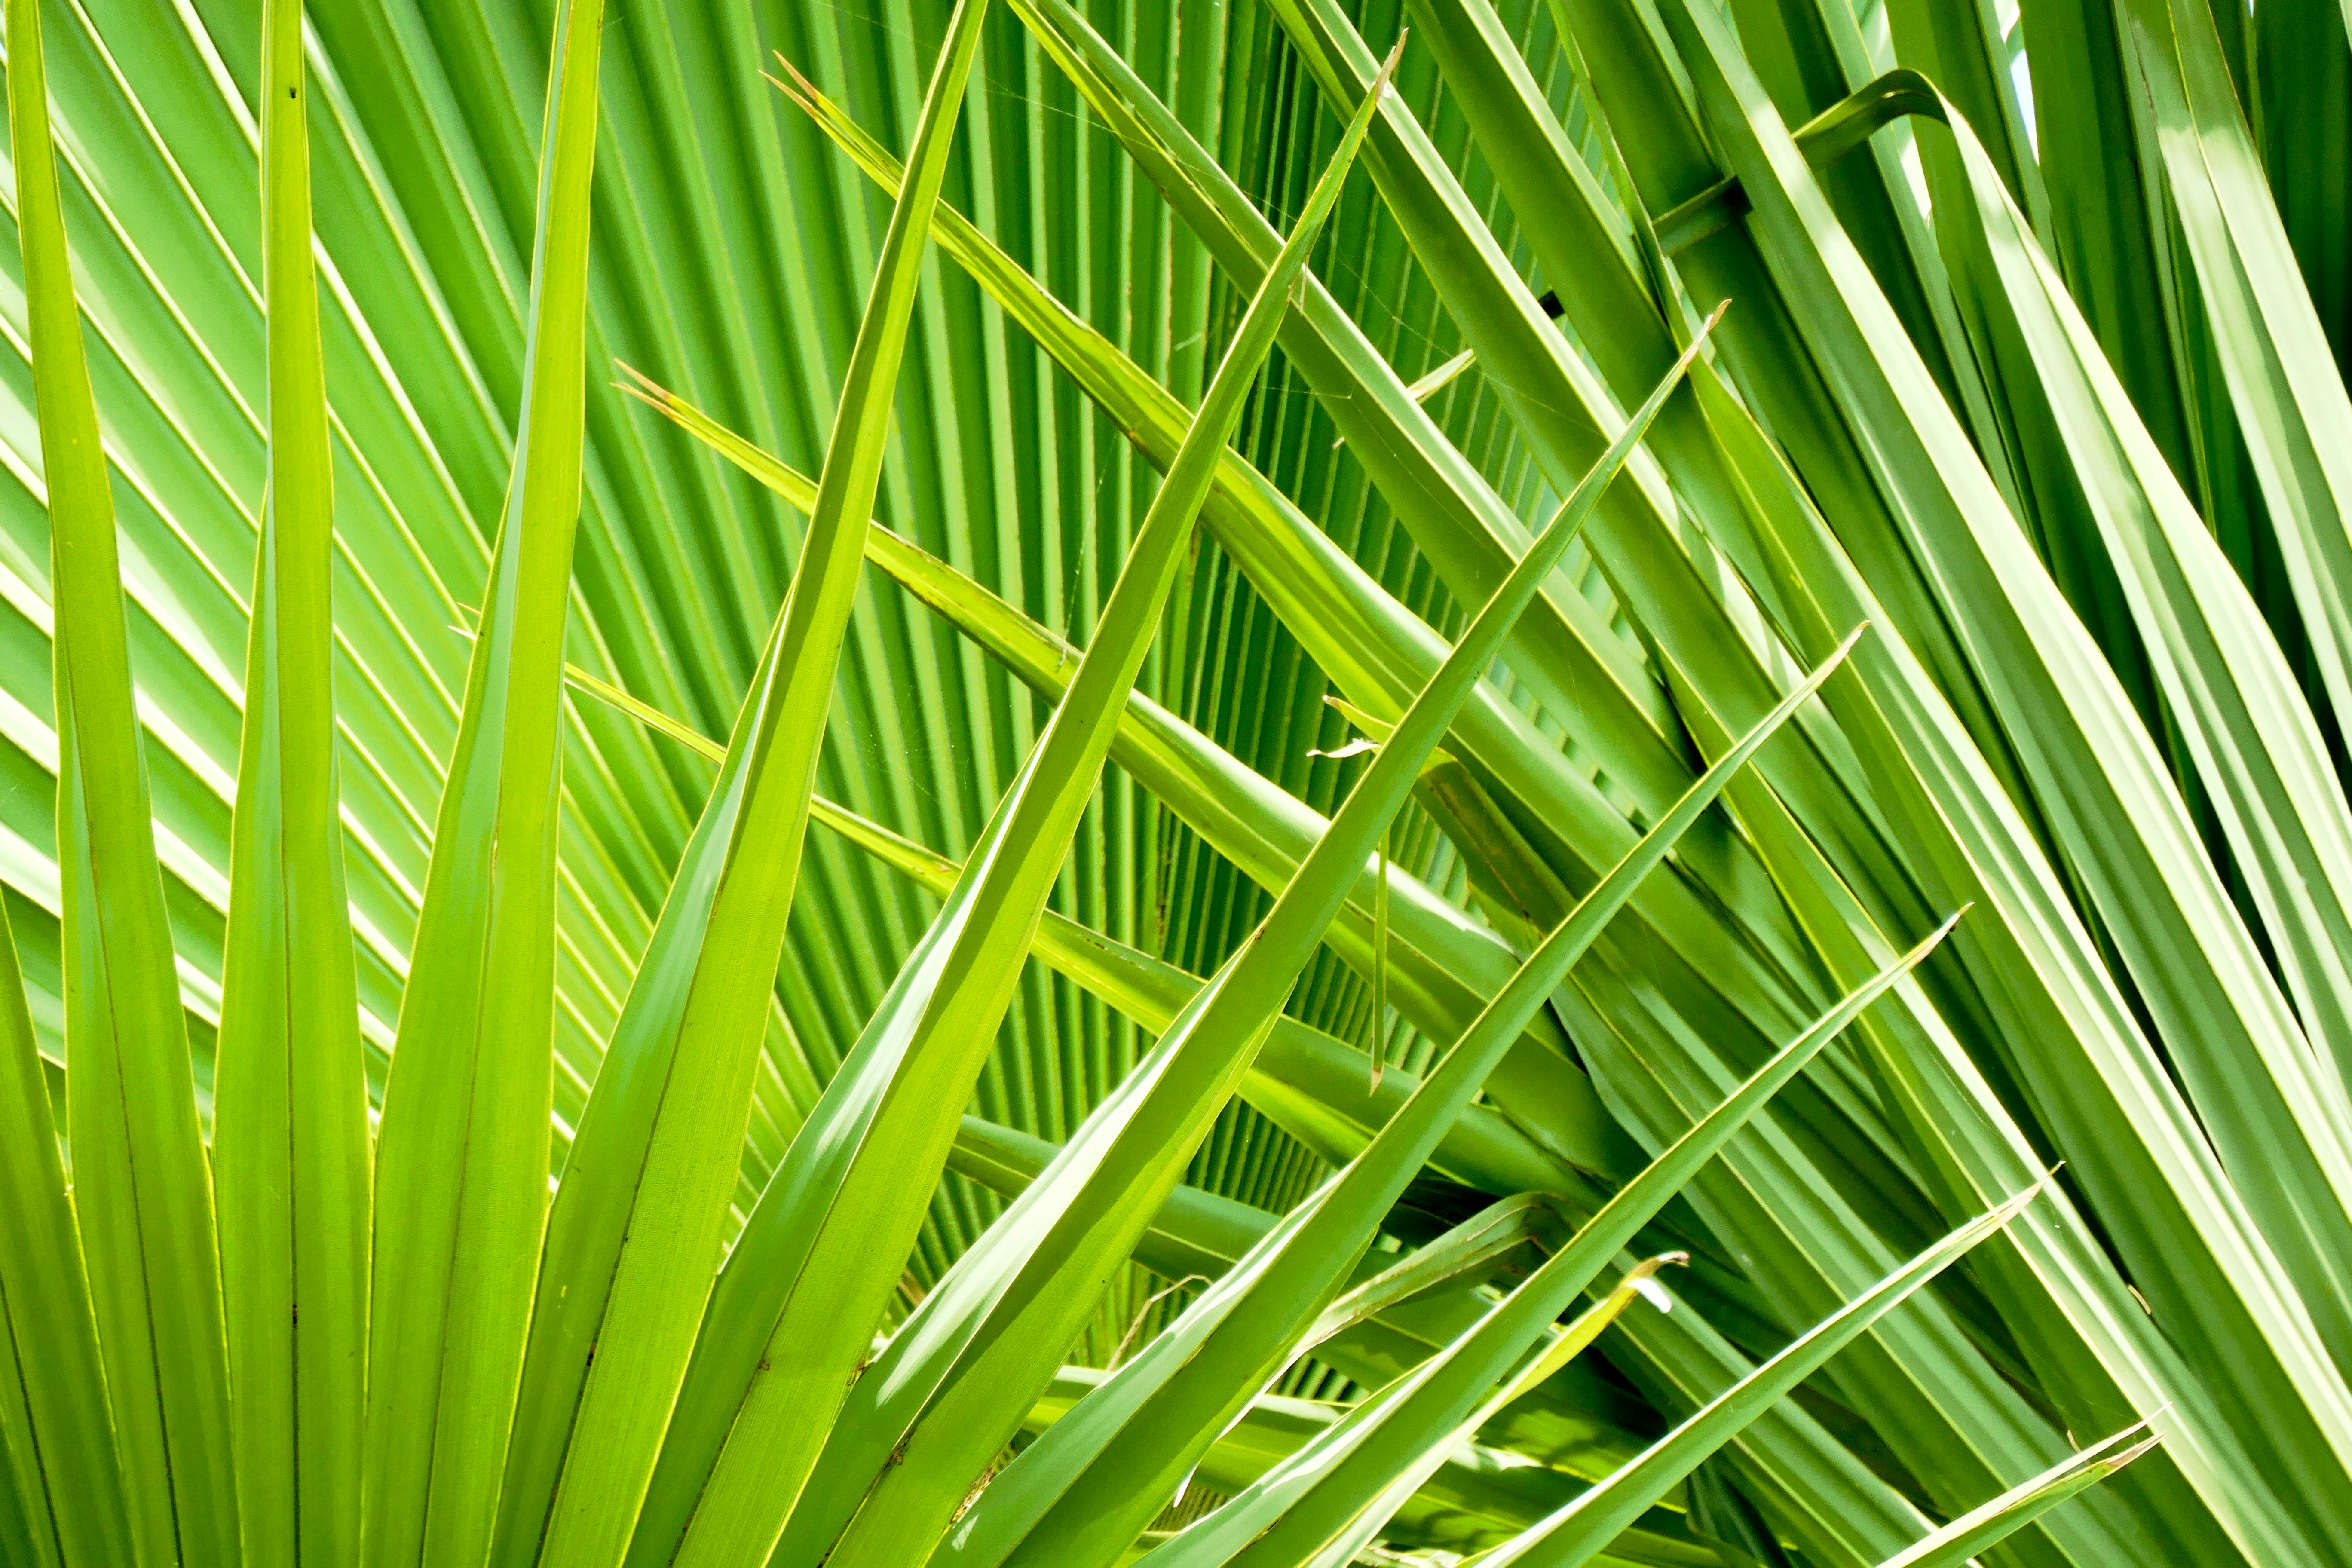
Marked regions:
[211,3,372,1563]
[359,2,609,1562]
[496,3,997,1564]
[9,0,2352,1565]
[0,893,126,1568]
[638,47,1399,1565]
[1871,1423,2161,1568]
[8,0,238,1559]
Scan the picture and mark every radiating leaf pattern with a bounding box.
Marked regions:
[3,0,2352,1564]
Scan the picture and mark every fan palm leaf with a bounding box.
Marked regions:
[7,0,2352,1564]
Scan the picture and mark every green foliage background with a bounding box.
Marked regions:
[2,0,2350,1563]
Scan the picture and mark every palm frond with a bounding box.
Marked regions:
[6,0,2352,1565]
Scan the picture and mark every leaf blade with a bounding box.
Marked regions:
[358,3,611,1562]
[6,0,239,1559]
[212,2,374,1562]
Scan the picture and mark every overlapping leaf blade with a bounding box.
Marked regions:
[1127,914,1961,1568]
[959,590,1855,1568]
[1874,1424,2160,1568]
[1643,3,2352,1558]
[632,32,1396,1568]
[1480,1176,2052,1568]
[359,2,609,1562]
[0,903,127,1568]
[211,2,372,1563]
[6,0,2352,1565]
[7,0,238,1560]
[493,4,998,1565]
